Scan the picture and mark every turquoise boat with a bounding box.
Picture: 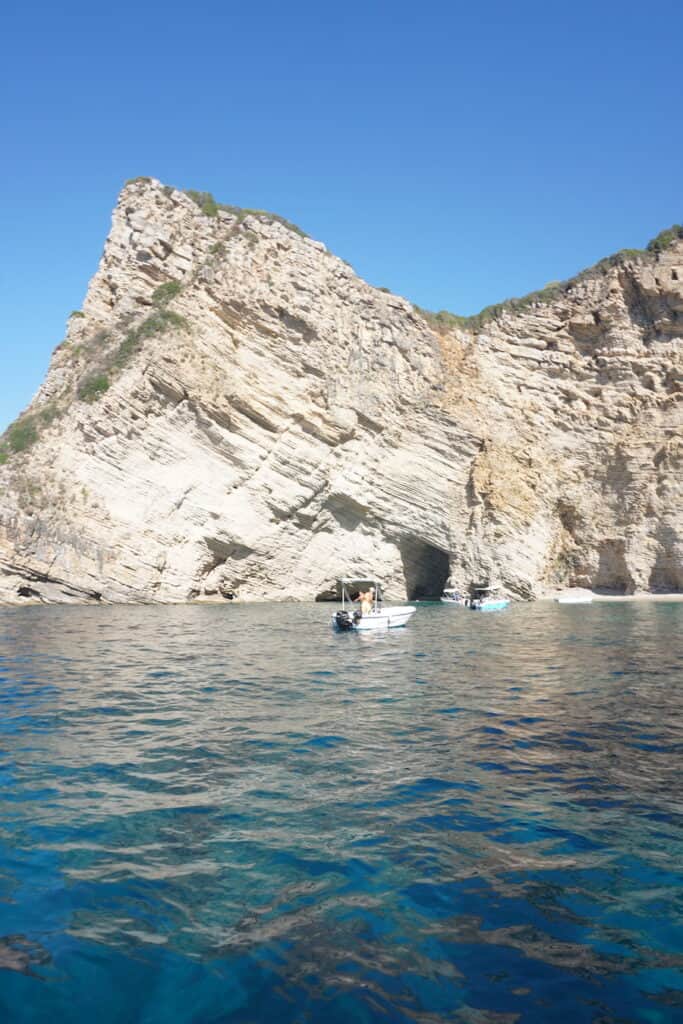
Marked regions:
[465,584,510,611]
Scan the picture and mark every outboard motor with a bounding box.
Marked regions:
[335,610,355,631]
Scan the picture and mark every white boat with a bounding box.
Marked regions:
[441,588,465,605]
[464,583,510,612]
[331,577,416,631]
[555,589,594,604]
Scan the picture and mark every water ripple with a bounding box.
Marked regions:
[0,600,681,1022]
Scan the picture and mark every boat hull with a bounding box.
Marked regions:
[331,606,416,631]
[468,599,510,611]
[440,596,464,605]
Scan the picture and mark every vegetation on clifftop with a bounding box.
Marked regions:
[183,189,309,238]
[418,224,683,333]
[125,179,309,237]
[646,224,683,253]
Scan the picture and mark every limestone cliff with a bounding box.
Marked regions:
[0,179,681,603]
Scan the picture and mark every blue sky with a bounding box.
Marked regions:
[1,0,681,429]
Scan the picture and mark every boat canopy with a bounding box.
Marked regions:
[470,582,506,599]
[338,577,382,588]
[337,578,383,610]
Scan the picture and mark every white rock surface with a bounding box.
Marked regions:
[0,179,681,603]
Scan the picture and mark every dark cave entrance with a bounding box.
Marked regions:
[593,539,635,595]
[400,538,450,601]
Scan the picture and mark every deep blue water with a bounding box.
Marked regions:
[0,601,682,1023]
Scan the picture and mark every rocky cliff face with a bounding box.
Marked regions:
[0,179,681,603]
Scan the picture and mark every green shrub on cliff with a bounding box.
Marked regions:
[184,187,308,236]
[241,209,307,237]
[185,190,219,217]
[134,309,187,341]
[647,225,683,253]
[78,373,110,402]
[414,308,470,333]
[416,233,670,334]
[152,281,182,307]
[7,418,39,453]
[0,403,63,462]
[38,404,59,427]
[115,309,189,371]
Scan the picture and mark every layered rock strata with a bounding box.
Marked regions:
[0,179,680,603]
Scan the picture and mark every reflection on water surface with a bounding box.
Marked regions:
[0,601,681,1022]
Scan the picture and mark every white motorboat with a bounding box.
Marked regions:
[331,577,416,631]
[441,588,465,605]
[555,589,594,604]
[464,583,510,611]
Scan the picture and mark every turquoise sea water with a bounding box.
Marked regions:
[0,601,681,1023]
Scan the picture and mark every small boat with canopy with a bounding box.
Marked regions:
[441,588,465,605]
[331,578,416,631]
[465,583,510,611]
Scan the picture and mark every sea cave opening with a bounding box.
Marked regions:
[400,538,450,601]
[593,539,635,595]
